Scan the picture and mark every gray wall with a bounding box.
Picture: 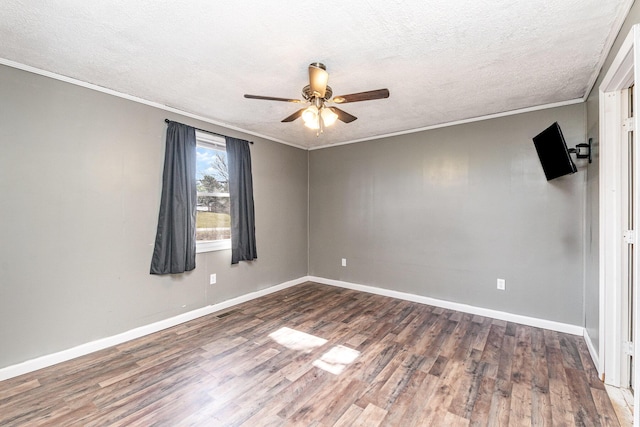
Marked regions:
[0,64,308,369]
[310,104,587,325]
[584,1,640,356]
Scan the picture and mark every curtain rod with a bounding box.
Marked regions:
[164,119,253,144]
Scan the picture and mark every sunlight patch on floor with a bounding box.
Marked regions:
[268,327,327,352]
[313,345,360,375]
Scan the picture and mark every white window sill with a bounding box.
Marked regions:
[196,240,231,253]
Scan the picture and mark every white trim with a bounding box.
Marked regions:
[309,98,585,150]
[0,58,306,150]
[196,131,226,147]
[584,328,600,375]
[0,276,309,382]
[600,88,625,386]
[196,240,231,253]
[308,276,584,336]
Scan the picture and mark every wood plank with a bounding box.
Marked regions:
[349,336,402,383]
[379,369,427,427]
[0,378,40,400]
[592,388,624,427]
[508,382,532,426]
[417,358,465,422]
[548,378,575,427]
[564,367,602,426]
[354,347,410,409]
[333,404,364,427]
[558,335,583,370]
[448,348,484,419]
[443,411,471,426]
[468,375,496,427]
[362,353,425,410]
[275,368,331,419]
[396,373,442,426]
[288,377,367,426]
[497,335,516,382]
[511,325,532,385]
[471,317,493,351]
[487,378,512,426]
[351,403,388,427]
[531,327,552,426]
[478,323,505,380]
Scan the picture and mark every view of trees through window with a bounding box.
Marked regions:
[196,143,231,242]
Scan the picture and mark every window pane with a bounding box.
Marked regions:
[196,143,230,243]
[196,197,231,241]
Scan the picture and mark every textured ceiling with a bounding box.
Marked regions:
[0,0,632,149]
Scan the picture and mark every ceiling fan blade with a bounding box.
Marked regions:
[308,63,329,99]
[281,108,306,123]
[244,94,302,103]
[329,107,357,123]
[332,89,390,104]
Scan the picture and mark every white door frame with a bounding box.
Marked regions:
[599,24,640,425]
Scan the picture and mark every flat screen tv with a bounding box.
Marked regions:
[532,122,577,181]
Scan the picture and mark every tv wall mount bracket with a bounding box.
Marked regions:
[568,138,592,163]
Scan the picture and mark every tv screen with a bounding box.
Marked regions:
[532,122,577,181]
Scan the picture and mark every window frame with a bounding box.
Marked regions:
[195,131,231,253]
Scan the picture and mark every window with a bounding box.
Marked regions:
[195,131,231,252]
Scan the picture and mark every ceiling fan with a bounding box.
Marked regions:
[244,62,390,135]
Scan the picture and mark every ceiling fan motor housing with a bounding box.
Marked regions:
[302,85,332,102]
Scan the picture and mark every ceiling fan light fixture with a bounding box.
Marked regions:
[302,105,319,126]
[321,107,338,126]
[303,105,320,129]
[304,119,320,130]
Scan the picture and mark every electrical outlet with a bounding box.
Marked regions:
[497,278,506,290]
[341,258,347,267]
[210,274,217,285]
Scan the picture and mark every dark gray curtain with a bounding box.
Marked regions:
[150,122,197,274]
[226,137,257,264]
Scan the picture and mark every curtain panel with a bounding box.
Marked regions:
[226,137,257,264]
[150,122,197,274]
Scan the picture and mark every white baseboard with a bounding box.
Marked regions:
[0,276,309,382]
[309,276,585,336]
[584,328,601,377]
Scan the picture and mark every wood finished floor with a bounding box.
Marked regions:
[0,282,621,426]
